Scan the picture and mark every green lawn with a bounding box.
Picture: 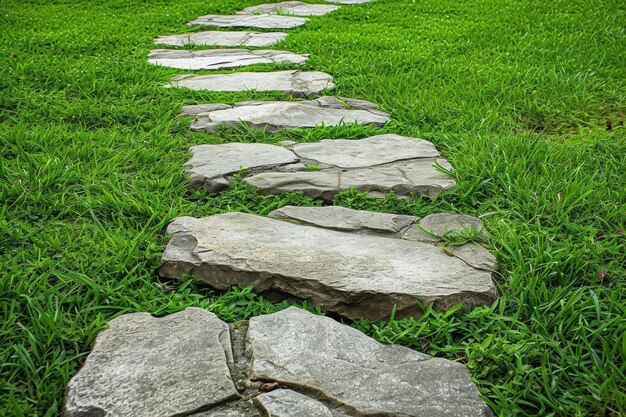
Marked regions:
[1,0,625,415]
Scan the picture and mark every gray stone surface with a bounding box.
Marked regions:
[186,143,299,192]
[183,135,454,199]
[148,49,308,70]
[168,70,335,97]
[189,14,307,29]
[183,96,389,132]
[154,31,287,47]
[64,307,492,416]
[269,205,420,236]
[238,1,340,16]
[62,308,238,417]
[158,212,496,320]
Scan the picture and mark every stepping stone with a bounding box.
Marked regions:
[154,31,287,47]
[168,70,335,97]
[188,14,307,29]
[238,1,340,16]
[158,209,496,320]
[148,49,308,70]
[185,134,454,199]
[64,307,494,417]
[181,96,390,133]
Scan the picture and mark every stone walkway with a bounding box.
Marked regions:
[64,1,497,415]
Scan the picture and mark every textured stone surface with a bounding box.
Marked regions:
[148,49,307,70]
[158,212,496,320]
[168,70,335,97]
[238,1,340,16]
[64,307,492,416]
[154,31,287,47]
[62,308,237,417]
[188,14,307,29]
[269,205,420,236]
[182,96,389,132]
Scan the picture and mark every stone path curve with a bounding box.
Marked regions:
[63,1,498,415]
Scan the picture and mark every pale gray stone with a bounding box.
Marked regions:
[255,389,333,417]
[189,14,307,29]
[403,213,486,243]
[154,31,287,47]
[186,143,299,191]
[186,96,389,132]
[158,213,496,320]
[168,70,335,97]
[445,244,496,271]
[269,205,419,236]
[292,134,440,168]
[238,1,340,16]
[248,307,494,417]
[148,49,308,70]
[62,308,238,417]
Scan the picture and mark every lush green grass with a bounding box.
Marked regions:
[1,0,625,415]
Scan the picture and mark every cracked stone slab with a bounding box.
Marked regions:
[238,1,340,16]
[64,307,493,417]
[158,212,496,320]
[182,96,389,132]
[183,135,454,200]
[154,31,287,47]
[168,70,335,97]
[148,49,308,70]
[188,14,307,29]
[62,308,238,417]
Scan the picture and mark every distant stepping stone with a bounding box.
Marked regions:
[185,135,454,199]
[188,14,307,29]
[148,49,307,70]
[63,307,493,417]
[154,31,287,47]
[168,70,335,97]
[159,209,496,320]
[238,1,340,16]
[181,96,389,132]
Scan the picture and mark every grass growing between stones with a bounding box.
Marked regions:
[1,0,624,415]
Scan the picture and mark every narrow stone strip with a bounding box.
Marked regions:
[237,1,340,16]
[188,14,307,29]
[154,31,287,47]
[148,49,308,70]
[167,70,334,97]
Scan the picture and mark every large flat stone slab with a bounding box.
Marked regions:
[184,134,454,199]
[154,31,287,47]
[168,70,334,97]
[64,307,493,416]
[189,14,307,29]
[238,1,340,16]
[148,49,308,70]
[158,211,496,320]
[62,308,238,417]
[182,96,390,133]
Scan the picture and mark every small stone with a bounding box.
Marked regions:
[187,97,389,132]
[168,70,334,97]
[148,49,308,70]
[188,14,307,29]
[238,1,340,16]
[254,389,333,417]
[419,212,486,237]
[154,31,287,47]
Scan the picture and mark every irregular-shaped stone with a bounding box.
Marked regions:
[168,70,335,97]
[62,308,238,417]
[183,96,389,132]
[255,389,333,417]
[148,49,307,70]
[189,14,307,29]
[238,1,340,16]
[154,31,287,47]
[403,212,487,243]
[186,143,299,192]
[269,205,419,236]
[248,307,494,417]
[158,212,496,320]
